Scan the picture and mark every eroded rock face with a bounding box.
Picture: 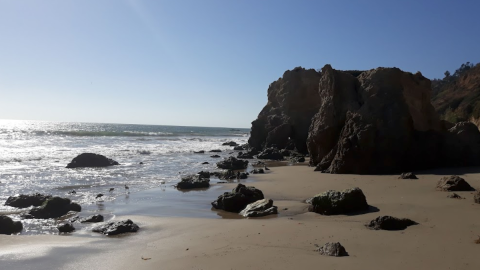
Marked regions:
[316,242,348,257]
[366,216,417,230]
[216,157,248,170]
[0,216,23,235]
[211,184,264,213]
[92,219,139,236]
[239,199,278,217]
[308,187,369,215]
[248,67,322,153]
[4,193,52,208]
[66,153,119,168]
[436,175,475,191]
[24,197,81,219]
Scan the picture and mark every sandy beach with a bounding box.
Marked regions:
[1,164,480,270]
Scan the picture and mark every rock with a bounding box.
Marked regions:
[239,199,278,217]
[447,193,464,199]
[290,156,305,163]
[217,157,248,170]
[194,151,205,154]
[176,175,210,190]
[248,67,322,153]
[233,144,249,150]
[210,155,220,158]
[251,169,265,174]
[436,175,475,191]
[257,148,284,160]
[209,149,222,153]
[251,161,266,167]
[0,216,23,235]
[214,170,237,180]
[81,214,104,223]
[308,187,369,215]
[66,153,119,168]
[211,184,265,212]
[202,162,209,164]
[238,172,248,179]
[57,223,75,233]
[197,171,210,179]
[237,151,254,159]
[4,193,52,208]
[316,242,348,257]
[366,216,417,230]
[92,219,139,236]
[399,172,418,179]
[474,191,480,204]
[222,141,239,146]
[24,197,82,219]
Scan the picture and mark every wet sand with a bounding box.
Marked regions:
[1,165,480,270]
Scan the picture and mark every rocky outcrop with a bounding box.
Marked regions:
[4,193,52,208]
[248,67,322,153]
[436,175,475,191]
[315,242,348,257]
[66,153,119,168]
[308,187,369,215]
[216,157,248,170]
[366,216,417,230]
[24,197,81,219]
[239,199,278,217]
[176,174,210,190]
[92,219,139,236]
[211,184,264,213]
[256,148,284,160]
[0,216,23,235]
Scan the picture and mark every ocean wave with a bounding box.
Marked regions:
[28,130,249,138]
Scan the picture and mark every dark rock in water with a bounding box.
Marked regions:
[66,153,119,168]
[213,170,237,180]
[209,149,222,153]
[81,214,104,223]
[197,171,210,179]
[251,169,265,174]
[366,216,418,230]
[436,175,475,191]
[92,219,139,236]
[238,172,248,179]
[0,216,23,235]
[210,155,220,158]
[399,172,418,179]
[308,187,368,215]
[194,151,205,154]
[217,156,248,170]
[201,162,209,164]
[176,175,210,189]
[57,223,75,233]
[257,148,284,160]
[316,242,348,257]
[251,161,266,167]
[237,152,254,159]
[139,162,144,165]
[4,193,52,208]
[474,191,480,204]
[222,141,239,146]
[239,199,278,217]
[447,193,464,199]
[211,184,265,213]
[24,197,82,219]
[234,144,249,150]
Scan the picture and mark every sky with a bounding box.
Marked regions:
[1,0,479,128]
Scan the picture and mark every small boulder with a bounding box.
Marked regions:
[92,219,139,236]
[308,187,369,215]
[316,242,348,257]
[257,148,284,160]
[213,170,237,180]
[222,141,239,146]
[201,162,209,164]
[290,156,305,163]
[197,171,211,179]
[194,151,205,154]
[474,191,480,204]
[366,216,417,230]
[217,157,248,170]
[436,175,475,191]
[66,153,119,168]
[237,152,254,159]
[251,168,265,174]
[211,155,221,158]
[447,193,464,199]
[211,184,265,212]
[24,197,82,219]
[238,172,248,179]
[209,149,222,153]
[176,175,210,190]
[239,199,278,217]
[81,214,104,223]
[4,193,52,208]
[399,172,418,179]
[57,223,75,233]
[0,216,23,235]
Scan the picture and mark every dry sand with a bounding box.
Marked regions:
[1,165,480,270]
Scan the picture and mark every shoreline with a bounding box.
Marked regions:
[1,165,480,269]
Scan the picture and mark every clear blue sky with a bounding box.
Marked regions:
[1,0,479,128]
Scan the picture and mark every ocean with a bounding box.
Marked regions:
[0,120,251,234]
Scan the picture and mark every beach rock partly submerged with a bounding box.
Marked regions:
[250,168,265,174]
[222,141,239,146]
[399,172,418,179]
[316,242,348,257]
[24,197,81,219]
[366,216,418,230]
[66,153,119,168]
[0,216,23,235]
[216,157,248,170]
[92,219,139,236]
[436,175,475,191]
[57,223,75,233]
[239,199,278,217]
[211,184,264,213]
[308,187,369,215]
[4,193,52,208]
[176,174,210,190]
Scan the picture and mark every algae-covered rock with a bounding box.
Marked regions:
[308,187,368,215]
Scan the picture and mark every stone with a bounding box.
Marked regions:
[237,152,255,159]
[81,214,104,223]
[176,175,210,190]
[256,148,284,160]
[222,141,239,146]
[436,175,475,191]
[316,242,348,257]
[209,149,222,153]
[194,151,205,154]
[474,191,480,204]
[197,171,211,179]
[24,196,82,219]
[239,199,278,217]
[399,172,418,179]
[217,156,248,170]
[447,193,464,199]
[0,216,23,235]
[210,155,220,158]
[211,184,265,213]
[238,172,248,179]
[201,162,209,164]
[308,187,369,215]
[57,223,75,233]
[366,216,417,230]
[92,219,139,236]
[251,169,265,174]
[4,193,52,208]
[66,153,119,168]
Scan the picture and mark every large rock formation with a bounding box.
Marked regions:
[249,67,322,153]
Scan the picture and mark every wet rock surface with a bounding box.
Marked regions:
[24,197,81,219]
[308,187,369,215]
[366,216,418,230]
[66,153,119,168]
[176,174,210,190]
[92,219,139,236]
[217,156,248,170]
[57,223,75,233]
[4,193,52,208]
[436,175,475,191]
[0,216,23,235]
[211,184,264,213]
[256,148,284,160]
